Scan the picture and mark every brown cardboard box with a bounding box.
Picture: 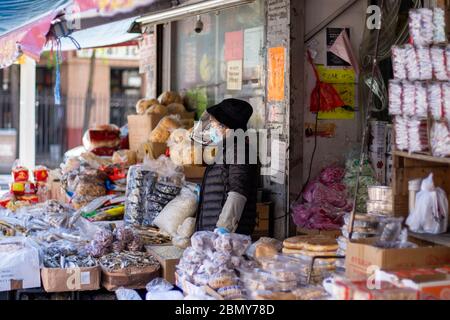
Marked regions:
[101,265,160,291]
[183,165,206,180]
[345,238,450,280]
[41,266,101,292]
[297,228,341,238]
[128,114,164,151]
[255,203,270,233]
[146,245,184,284]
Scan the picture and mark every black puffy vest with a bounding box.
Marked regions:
[195,141,259,235]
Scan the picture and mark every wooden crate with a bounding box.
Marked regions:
[392,151,450,217]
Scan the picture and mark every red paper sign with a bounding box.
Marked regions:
[224,31,244,61]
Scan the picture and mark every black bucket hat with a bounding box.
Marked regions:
[206,98,253,131]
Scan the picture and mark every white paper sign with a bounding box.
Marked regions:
[244,26,263,69]
[227,60,243,91]
[270,139,286,185]
[81,271,91,285]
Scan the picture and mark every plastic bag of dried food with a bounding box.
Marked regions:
[292,202,344,231]
[191,231,217,253]
[153,187,198,236]
[319,166,345,185]
[124,165,158,226]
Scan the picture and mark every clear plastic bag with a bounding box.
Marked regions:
[115,288,142,300]
[406,173,449,234]
[146,277,174,293]
[153,187,197,236]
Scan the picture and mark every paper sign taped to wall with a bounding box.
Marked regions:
[225,31,244,61]
[268,47,285,102]
[316,65,356,120]
[227,60,243,91]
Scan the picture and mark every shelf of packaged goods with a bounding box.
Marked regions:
[410,232,450,248]
[393,151,450,165]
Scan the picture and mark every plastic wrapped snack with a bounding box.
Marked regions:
[433,8,447,44]
[409,9,434,46]
[388,80,403,115]
[417,47,432,80]
[431,46,447,80]
[136,98,159,115]
[428,82,444,120]
[408,118,429,153]
[392,46,407,80]
[394,117,409,151]
[405,45,420,81]
[431,121,450,157]
[149,115,182,143]
[190,231,217,253]
[82,124,121,151]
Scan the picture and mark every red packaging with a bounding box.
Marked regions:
[0,193,14,208]
[34,166,49,182]
[10,182,36,196]
[91,147,117,156]
[12,167,29,182]
[17,195,39,204]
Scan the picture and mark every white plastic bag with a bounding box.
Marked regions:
[153,187,198,236]
[115,287,142,300]
[145,278,184,300]
[406,174,449,234]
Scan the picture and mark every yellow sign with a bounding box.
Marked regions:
[316,66,356,120]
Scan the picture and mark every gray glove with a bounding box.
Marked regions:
[216,192,247,232]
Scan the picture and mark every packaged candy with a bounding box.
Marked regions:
[33,166,49,183]
[392,46,407,80]
[431,121,450,157]
[10,182,36,196]
[431,46,447,80]
[12,161,29,182]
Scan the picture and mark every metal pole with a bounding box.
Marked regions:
[348,0,385,239]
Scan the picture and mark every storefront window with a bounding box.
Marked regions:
[171,0,265,128]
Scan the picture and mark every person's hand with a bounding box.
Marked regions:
[214,227,230,235]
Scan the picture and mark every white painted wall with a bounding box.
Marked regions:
[303,0,368,181]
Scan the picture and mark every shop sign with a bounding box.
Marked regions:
[226,60,243,91]
[77,46,139,60]
[75,0,157,16]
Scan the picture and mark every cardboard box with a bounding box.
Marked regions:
[128,112,195,152]
[41,266,101,292]
[345,238,450,280]
[376,265,450,300]
[255,203,270,233]
[146,245,184,284]
[127,114,164,151]
[101,265,160,291]
[297,228,341,238]
[183,165,206,180]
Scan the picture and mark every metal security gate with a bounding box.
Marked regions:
[35,91,67,168]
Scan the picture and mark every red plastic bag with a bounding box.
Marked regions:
[308,51,345,113]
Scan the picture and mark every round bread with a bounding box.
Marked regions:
[302,238,338,252]
[208,274,237,289]
[136,98,158,114]
[145,103,168,115]
[283,235,329,250]
[158,91,183,106]
[167,103,186,114]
